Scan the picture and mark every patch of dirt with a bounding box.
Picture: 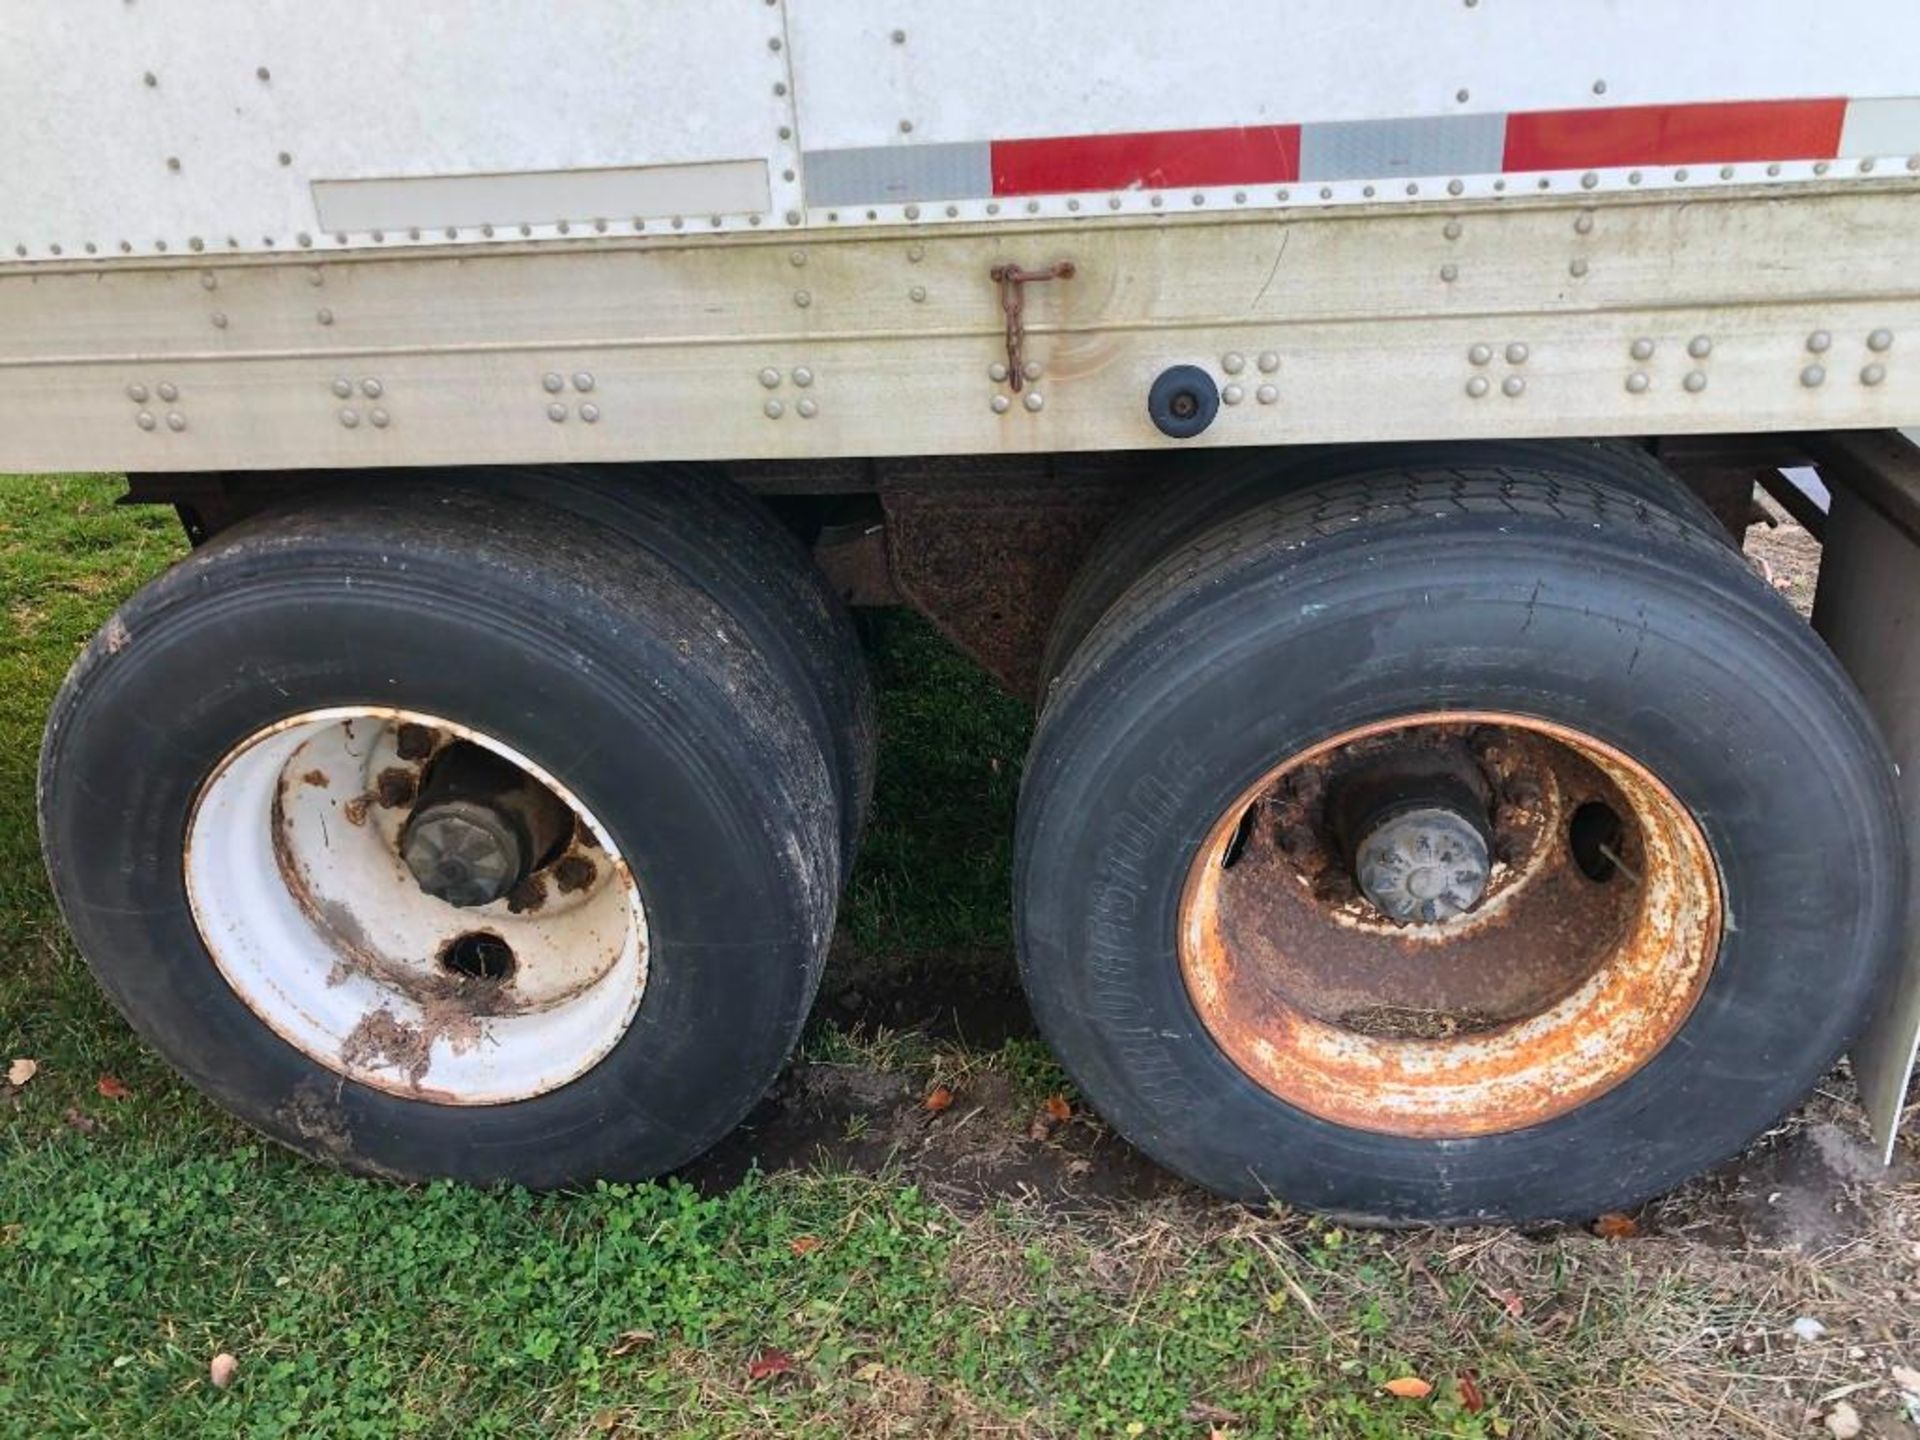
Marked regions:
[813,939,1032,1048]
[684,1059,1191,1214]
[1746,489,1823,617]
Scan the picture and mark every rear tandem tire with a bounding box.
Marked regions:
[1016,463,1902,1223]
[1037,439,1727,700]
[40,479,852,1187]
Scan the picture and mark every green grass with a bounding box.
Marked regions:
[2,476,1869,1438]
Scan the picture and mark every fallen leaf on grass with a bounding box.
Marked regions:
[1892,1365,1920,1396]
[1044,1094,1072,1122]
[747,1347,795,1382]
[96,1075,131,1100]
[62,1108,96,1134]
[5,1058,36,1088]
[1184,1401,1241,1425]
[607,1330,655,1357]
[789,1235,822,1256]
[923,1086,953,1113]
[1824,1400,1862,1438]
[1487,1286,1524,1319]
[1383,1376,1433,1399]
[1592,1212,1640,1239]
[1457,1370,1485,1414]
[208,1353,238,1390]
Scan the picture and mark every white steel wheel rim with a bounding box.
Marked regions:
[185,707,649,1105]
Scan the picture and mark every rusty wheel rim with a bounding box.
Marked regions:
[1179,712,1722,1138]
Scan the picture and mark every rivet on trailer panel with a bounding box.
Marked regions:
[370,409,392,429]
[759,368,782,390]
[1468,345,1492,366]
[1440,264,1459,283]
[764,400,784,419]
[1868,329,1895,353]
[990,395,1011,414]
[1626,372,1650,394]
[796,400,817,419]
[1862,364,1888,387]
[1631,338,1655,361]
[1802,365,1827,388]
[1689,335,1714,359]
[1502,376,1526,398]
[547,403,568,423]
[1808,331,1832,354]
[1684,371,1709,393]
[1257,385,1279,405]
[579,404,600,424]
[1023,392,1045,412]
[792,368,814,388]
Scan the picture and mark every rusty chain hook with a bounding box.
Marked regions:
[990,261,1075,392]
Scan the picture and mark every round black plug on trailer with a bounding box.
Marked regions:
[1147,365,1220,439]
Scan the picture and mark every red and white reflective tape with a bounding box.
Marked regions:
[804,97,1920,210]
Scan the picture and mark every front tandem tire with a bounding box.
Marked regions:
[1016,464,1902,1223]
[40,479,855,1187]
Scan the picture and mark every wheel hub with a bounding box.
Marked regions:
[403,801,525,909]
[1352,805,1491,924]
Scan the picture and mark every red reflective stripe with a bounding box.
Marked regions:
[991,125,1301,195]
[1503,99,1846,171]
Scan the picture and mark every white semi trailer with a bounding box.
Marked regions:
[5,1,1919,1223]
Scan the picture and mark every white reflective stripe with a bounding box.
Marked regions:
[805,142,991,207]
[1299,114,1507,182]
[1841,98,1920,158]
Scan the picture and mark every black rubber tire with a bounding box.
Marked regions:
[40,481,844,1187]
[1016,465,1902,1223]
[1037,440,1726,700]
[462,465,874,880]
